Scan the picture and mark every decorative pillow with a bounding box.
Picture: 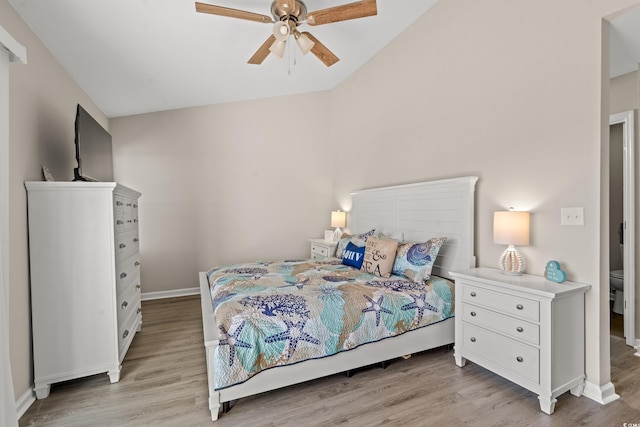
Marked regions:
[377,232,404,242]
[335,228,376,258]
[341,242,366,269]
[360,237,399,278]
[392,237,447,283]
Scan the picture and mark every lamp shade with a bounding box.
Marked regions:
[493,211,530,246]
[294,32,314,55]
[269,39,287,58]
[331,210,346,228]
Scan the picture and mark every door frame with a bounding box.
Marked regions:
[610,110,636,348]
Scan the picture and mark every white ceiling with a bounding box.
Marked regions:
[8,0,640,118]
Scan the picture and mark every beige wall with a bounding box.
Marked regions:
[328,0,639,392]
[110,94,335,293]
[1,0,108,403]
[6,0,640,414]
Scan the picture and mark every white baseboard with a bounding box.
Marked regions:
[583,381,620,405]
[16,386,35,419]
[141,287,199,301]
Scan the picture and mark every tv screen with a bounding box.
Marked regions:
[73,104,113,182]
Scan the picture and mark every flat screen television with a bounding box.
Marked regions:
[73,104,113,182]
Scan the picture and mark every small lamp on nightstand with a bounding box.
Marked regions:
[494,208,530,275]
[331,210,346,242]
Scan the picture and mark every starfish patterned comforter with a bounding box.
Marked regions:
[206,258,454,390]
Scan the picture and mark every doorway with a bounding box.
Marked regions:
[609,110,636,349]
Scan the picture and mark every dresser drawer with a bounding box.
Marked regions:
[117,281,141,327]
[116,254,140,295]
[463,322,539,384]
[118,301,141,361]
[115,230,139,263]
[311,243,330,257]
[463,304,539,345]
[462,284,539,322]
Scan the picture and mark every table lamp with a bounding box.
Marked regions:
[493,209,530,275]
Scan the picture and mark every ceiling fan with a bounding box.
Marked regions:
[195,0,378,67]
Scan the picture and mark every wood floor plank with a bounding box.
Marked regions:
[19,295,640,426]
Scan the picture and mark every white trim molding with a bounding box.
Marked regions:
[583,381,620,405]
[15,388,34,420]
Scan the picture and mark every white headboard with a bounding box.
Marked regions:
[349,176,478,279]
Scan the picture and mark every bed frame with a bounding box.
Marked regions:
[199,176,478,421]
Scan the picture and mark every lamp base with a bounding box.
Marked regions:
[332,227,343,243]
[499,245,525,275]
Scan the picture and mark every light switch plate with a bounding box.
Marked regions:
[561,207,584,226]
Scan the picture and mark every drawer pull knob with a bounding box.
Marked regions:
[516,356,524,363]
[470,337,476,343]
[516,326,524,333]
[117,220,124,225]
[134,238,139,243]
[127,203,132,207]
[137,307,142,314]
[135,261,140,267]
[121,301,128,309]
[133,204,138,208]
[470,311,476,317]
[128,220,132,223]
[119,243,126,249]
[123,330,129,339]
[136,284,141,290]
[470,292,477,297]
[516,304,524,310]
[116,201,123,206]
[120,272,127,279]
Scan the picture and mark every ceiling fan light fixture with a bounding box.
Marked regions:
[269,39,287,58]
[273,21,290,41]
[294,31,314,55]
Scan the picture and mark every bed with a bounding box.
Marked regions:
[199,176,478,421]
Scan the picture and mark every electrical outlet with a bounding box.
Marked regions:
[561,207,584,226]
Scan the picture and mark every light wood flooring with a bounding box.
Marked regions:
[20,296,640,426]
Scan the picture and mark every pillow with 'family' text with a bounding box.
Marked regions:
[341,242,366,269]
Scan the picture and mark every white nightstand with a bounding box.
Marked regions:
[309,239,338,260]
[450,267,590,415]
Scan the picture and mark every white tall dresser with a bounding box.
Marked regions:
[25,181,142,398]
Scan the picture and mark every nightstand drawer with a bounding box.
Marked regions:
[463,304,540,345]
[463,322,539,384]
[311,243,329,257]
[463,284,539,322]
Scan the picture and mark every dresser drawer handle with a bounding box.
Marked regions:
[135,261,140,267]
[121,301,128,310]
[136,284,141,290]
[470,292,477,297]
[117,220,124,225]
[516,356,524,363]
[133,204,138,208]
[516,326,524,333]
[470,337,476,343]
[127,220,132,223]
[122,330,129,339]
[120,272,127,279]
[137,307,142,314]
[133,238,139,243]
[516,304,524,310]
[470,311,476,317]
[119,243,126,249]
[127,203,132,207]
[116,201,123,206]
[134,219,138,223]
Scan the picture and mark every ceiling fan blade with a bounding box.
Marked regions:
[302,32,339,67]
[195,2,274,24]
[306,0,377,26]
[248,35,277,65]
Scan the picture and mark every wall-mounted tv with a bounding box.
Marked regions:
[73,104,113,182]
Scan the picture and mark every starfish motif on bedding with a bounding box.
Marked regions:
[361,295,393,327]
[218,321,253,367]
[401,293,438,322]
[265,319,320,358]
